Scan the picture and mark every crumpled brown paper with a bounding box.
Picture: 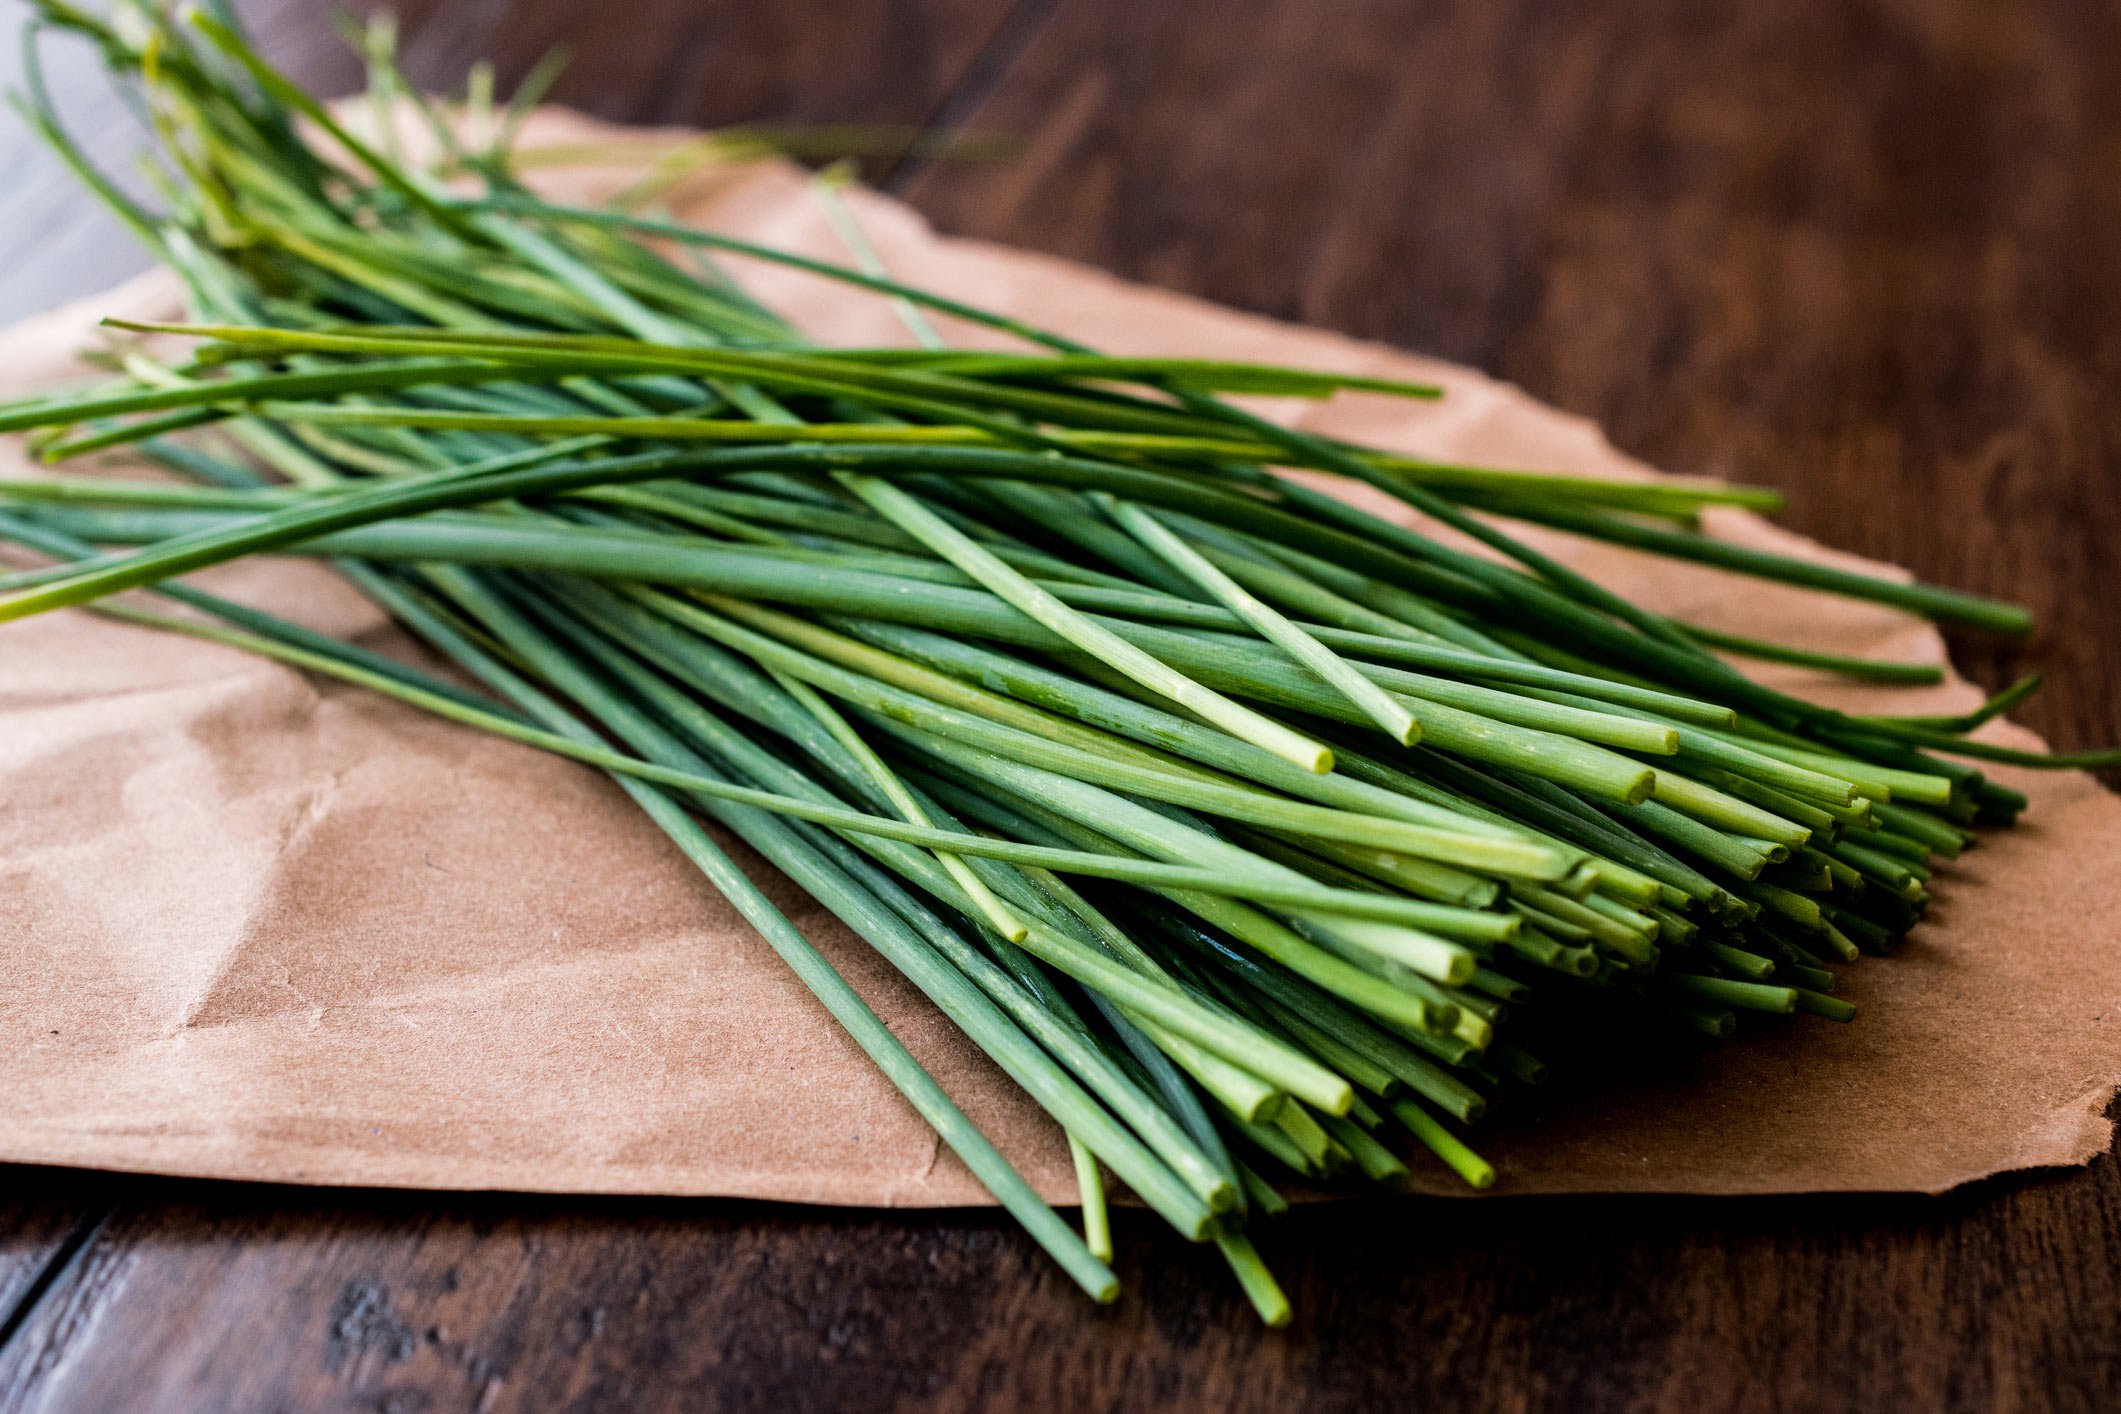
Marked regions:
[3,109,2118,1204]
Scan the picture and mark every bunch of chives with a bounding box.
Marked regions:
[3,1,2105,1322]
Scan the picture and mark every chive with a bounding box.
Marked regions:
[1681,621,1946,685]
[772,667,1027,942]
[1069,1137,1114,1262]
[1098,494,1420,745]
[1319,1112,1410,1185]
[1388,1098,1495,1189]
[1795,990,1858,1022]
[1483,501,2034,637]
[1704,940,1777,981]
[1673,1005,1737,1039]
[1212,1227,1294,1327]
[1666,974,1800,1014]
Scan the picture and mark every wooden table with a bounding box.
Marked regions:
[4,1,2119,1408]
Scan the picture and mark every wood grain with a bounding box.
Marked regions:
[1,1167,2117,1413]
[0,1198,101,1349]
[3,0,2120,1409]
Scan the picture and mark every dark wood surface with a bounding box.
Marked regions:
[3,0,2119,1408]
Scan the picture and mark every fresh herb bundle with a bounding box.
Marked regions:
[5,2,2106,1322]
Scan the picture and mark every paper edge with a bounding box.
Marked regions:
[1,129,2113,1207]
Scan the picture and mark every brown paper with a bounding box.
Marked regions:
[4,109,2118,1203]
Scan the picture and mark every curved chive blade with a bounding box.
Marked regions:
[839,472,1336,774]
